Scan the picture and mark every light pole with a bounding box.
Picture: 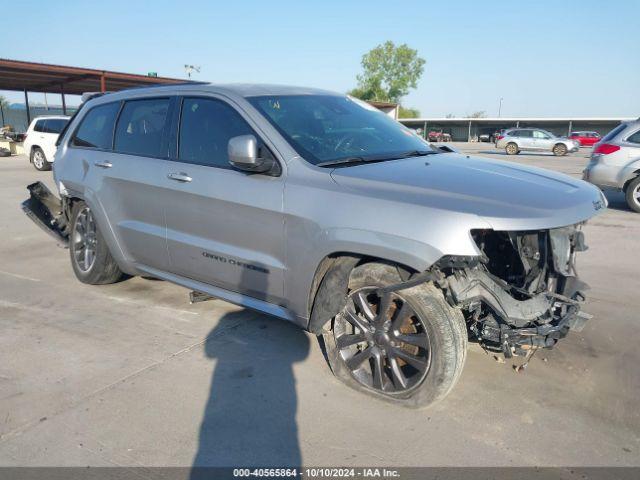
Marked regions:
[498,97,504,118]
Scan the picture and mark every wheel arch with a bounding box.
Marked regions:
[306,252,417,334]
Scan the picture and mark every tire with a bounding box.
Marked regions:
[322,262,467,408]
[31,147,51,171]
[505,142,519,155]
[625,176,640,213]
[69,201,123,284]
[552,143,568,156]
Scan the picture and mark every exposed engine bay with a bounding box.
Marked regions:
[432,225,591,358]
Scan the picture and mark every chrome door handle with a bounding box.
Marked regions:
[167,172,192,183]
[94,161,112,168]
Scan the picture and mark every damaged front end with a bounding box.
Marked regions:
[434,226,592,358]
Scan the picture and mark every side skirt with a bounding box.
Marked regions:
[136,264,300,325]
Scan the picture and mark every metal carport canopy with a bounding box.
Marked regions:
[0,58,187,94]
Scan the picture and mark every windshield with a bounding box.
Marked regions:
[247,95,434,165]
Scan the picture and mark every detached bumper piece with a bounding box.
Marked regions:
[21,181,69,247]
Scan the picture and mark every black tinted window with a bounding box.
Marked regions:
[33,120,46,133]
[627,130,640,144]
[518,130,533,138]
[179,97,254,168]
[114,98,170,157]
[72,103,120,149]
[42,119,67,134]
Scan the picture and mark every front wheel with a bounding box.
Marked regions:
[553,143,568,156]
[69,201,123,284]
[625,176,640,213]
[322,262,467,408]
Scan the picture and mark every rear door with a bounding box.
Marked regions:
[517,129,534,149]
[65,97,174,271]
[162,95,286,304]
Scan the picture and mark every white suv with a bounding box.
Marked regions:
[23,116,70,171]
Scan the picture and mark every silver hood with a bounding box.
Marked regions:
[330,153,606,231]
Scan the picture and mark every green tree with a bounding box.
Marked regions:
[349,41,425,104]
[0,95,9,126]
[398,106,420,118]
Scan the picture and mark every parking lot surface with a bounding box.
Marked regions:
[0,146,639,467]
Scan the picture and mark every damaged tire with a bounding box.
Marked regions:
[69,201,123,285]
[323,262,467,408]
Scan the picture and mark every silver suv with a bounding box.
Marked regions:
[496,128,579,156]
[22,84,606,407]
[583,120,640,212]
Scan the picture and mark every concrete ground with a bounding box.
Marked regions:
[0,147,638,467]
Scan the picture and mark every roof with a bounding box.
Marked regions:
[87,83,342,103]
[0,58,188,95]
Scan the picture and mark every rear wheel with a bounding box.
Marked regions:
[553,143,568,156]
[322,262,467,408]
[505,142,519,155]
[31,147,51,171]
[625,176,640,213]
[69,201,123,284]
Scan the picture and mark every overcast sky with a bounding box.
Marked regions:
[2,0,639,118]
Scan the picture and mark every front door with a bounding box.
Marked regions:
[532,130,554,150]
[162,96,286,304]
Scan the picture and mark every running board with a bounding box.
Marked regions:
[136,264,296,322]
[21,182,69,247]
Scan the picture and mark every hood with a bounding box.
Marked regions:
[330,153,606,231]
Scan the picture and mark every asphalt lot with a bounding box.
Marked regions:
[0,145,639,467]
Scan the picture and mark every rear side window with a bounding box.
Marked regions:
[72,103,120,149]
[114,98,170,157]
[33,120,46,133]
[178,97,254,168]
[42,119,67,134]
[627,130,640,144]
[601,124,627,143]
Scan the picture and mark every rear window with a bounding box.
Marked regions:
[42,119,67,134]
[114,98,170,157]
[627,130,640,144]
[601,124,627,143]
[72,103,120,149]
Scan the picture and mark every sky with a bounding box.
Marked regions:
[2,0,639,118]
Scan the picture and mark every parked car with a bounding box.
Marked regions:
[22,84,605,407]
[23,115,70,170]
[496,128,579,156]
[583,120,640,212]
[569,131,601,147]
[427,130,452,142]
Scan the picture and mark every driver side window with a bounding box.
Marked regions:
[533,130,549,139]
[178,97,254,169]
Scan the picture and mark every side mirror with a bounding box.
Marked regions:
[228,135,276,174]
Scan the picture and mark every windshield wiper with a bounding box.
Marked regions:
[316,157,372,167]
[317,150,436,168]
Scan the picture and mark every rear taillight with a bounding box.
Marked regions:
[593,143,620,155]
